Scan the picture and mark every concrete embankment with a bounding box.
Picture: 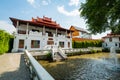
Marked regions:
[0,53,30,80]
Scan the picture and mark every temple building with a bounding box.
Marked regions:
[70,26,92,39]
[102,33,120,50]
[10,16,72,52]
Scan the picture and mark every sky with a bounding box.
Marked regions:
[0,0,110,39]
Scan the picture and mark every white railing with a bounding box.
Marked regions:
[58,47,67,59]
[64,47,102,54]
[51,48,58,61]
[24,50,55,80]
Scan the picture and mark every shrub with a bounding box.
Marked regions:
[72,40,102,48]
[46,52,52,60]
[116,50,120,53]
[0,30,13,55]
[102,48,110,52]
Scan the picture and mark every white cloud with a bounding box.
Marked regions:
[27,0,35,6]
[69,0,80,6]
[92,30,111,39]
[27,0,51,8]
[0,21,16,34]
[42,0,48,5]
[57,6,79,16]
[42,0,51,5]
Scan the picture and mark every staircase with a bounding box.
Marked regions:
[52,46,67,61]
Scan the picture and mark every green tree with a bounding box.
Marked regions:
[80,0,120,34]
[0,30,13,54]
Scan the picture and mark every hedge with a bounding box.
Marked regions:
[0,30,13,55]
[72,40,102,48]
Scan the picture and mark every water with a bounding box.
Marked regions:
[104,47,120,71]
[110,47,118,65]
[39,53,120,80]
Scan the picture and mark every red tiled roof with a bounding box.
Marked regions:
[102,33,120,38]
[9,16,72,32]
[72,38,100,41]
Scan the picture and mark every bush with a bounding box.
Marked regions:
[46,52,52,60]
[102,48,110,52]
[116,50,120,53]
[72,40,102,48]
[0,30,13,55]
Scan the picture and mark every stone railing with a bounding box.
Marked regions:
[63,47,102,54]
[29,31,43,36]
[24,50,55,80]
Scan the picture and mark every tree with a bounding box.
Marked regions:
[80,0,120,34]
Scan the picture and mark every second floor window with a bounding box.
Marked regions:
[109,37,112,42]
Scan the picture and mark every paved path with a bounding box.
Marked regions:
[0,53,30,80]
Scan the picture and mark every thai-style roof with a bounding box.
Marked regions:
[70,25,89,33]
[72,38,100,41]
[10,16,72,32]
[102,33,120,38]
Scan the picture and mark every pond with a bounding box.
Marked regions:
[39,53,120,80]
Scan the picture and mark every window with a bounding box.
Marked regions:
[59,42,64,48]
[106,43,107,46]
[115,43,117,46]
[109,37,112,42]
[68,42,70,48]
[119,37,120,41]
[46,31,53,37]
[19,39,24,48]
[18,30,26,34]
[47,41,54,45]
[31,40,40,48]
[32,29,39,32]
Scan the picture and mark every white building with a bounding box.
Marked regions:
[102,33,120,50]
[10,16,72,52]
[70,26,92,39]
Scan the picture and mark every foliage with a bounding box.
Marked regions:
[67,49,102,56]
[0,30,13,54]
[116,50,120,53]
[46,52,52,60]
[102,48,110,52]
[72,40,102,48]
[80,0,120,34]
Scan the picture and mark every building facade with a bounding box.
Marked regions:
[10,16,72,52]
[102,33,120,50]
[70,26,92,39]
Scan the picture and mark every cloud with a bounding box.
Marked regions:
[42,0,51,5]
[0,21,16,34]
[57,6,79,16]
[27,0,51,8]
[69,0,80,6]
[92,30,111,39]
[27,0,35,6]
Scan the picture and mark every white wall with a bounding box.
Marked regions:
[12,24,72,52]
[102,37,120,49]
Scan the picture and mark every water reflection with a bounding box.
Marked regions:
[39,53,120,80]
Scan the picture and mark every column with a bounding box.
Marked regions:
[16,21,19,34]
[66,30,67,37]
[70,31,72,38]
[43,26,45,35]
[26,23,29,35]
[56,28,58,36]
[12,20,19,52]
[25,23,29,50]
